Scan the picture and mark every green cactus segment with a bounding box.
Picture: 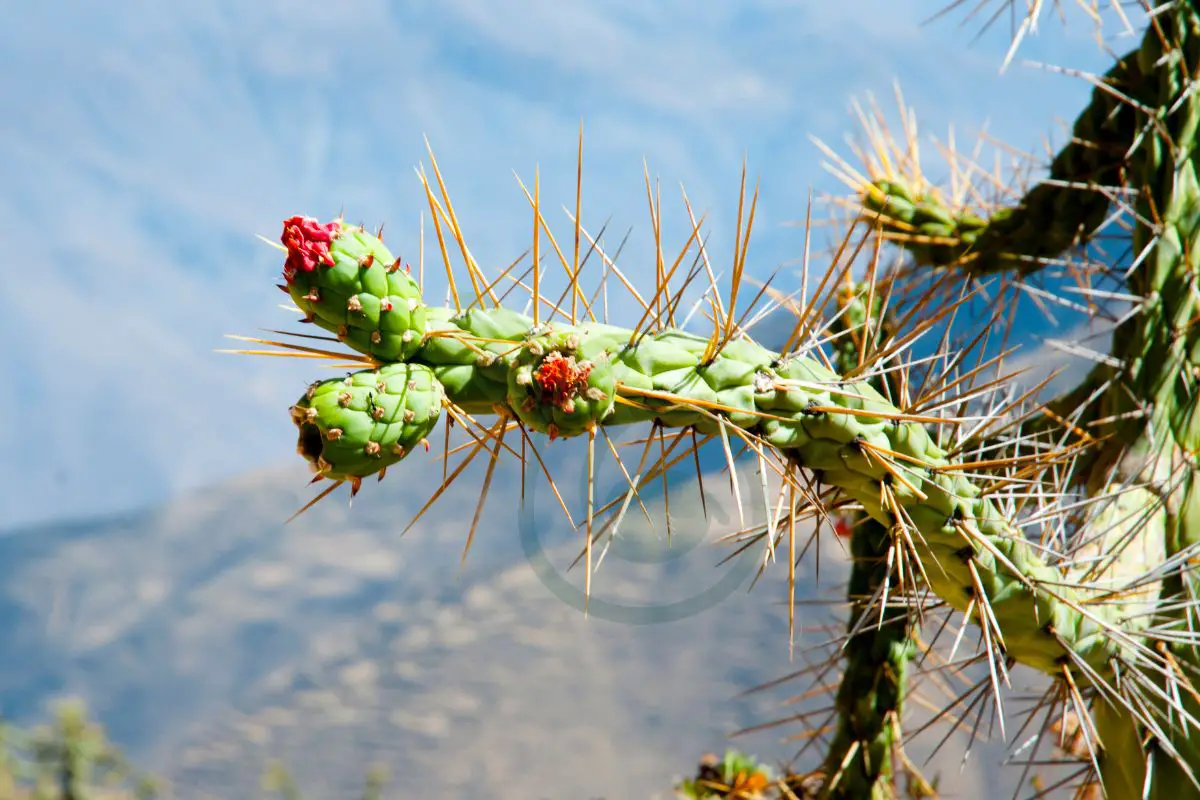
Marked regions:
[611,331,776,433]
[412,308,777,436]
[820,283,916,800]
[289,362,443,481]
[281,217,427,362]
[863,50,1140,276]
[270,212,1138,687]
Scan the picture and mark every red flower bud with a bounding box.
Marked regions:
[281,216,340,280]
[532,352,594,413]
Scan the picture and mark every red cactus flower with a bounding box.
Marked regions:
[532,352,593,413]
[834,515,853,538]
[281,216,340,280]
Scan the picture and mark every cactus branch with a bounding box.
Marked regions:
[230,182,1195,782]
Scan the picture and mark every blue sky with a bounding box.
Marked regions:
[0,1,1132,529]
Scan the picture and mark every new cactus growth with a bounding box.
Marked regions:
[228,2,1200,796]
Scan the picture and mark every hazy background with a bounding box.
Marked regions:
[0,1,1135,797]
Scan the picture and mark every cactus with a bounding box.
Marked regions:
[228,2,1200,797]
[0,703,397,800]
